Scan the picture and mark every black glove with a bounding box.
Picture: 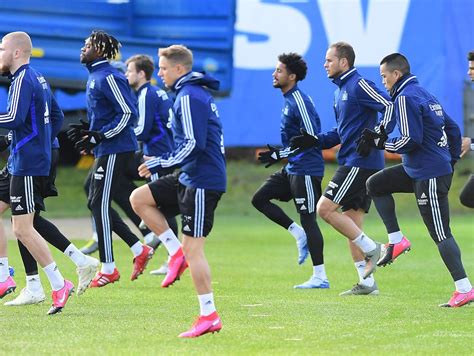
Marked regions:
[355,136,371,157]
[258,144,282,168]
[360,125,388,149]
[289,128,319,150]
[75,130,105,152]
[0,134,11,152]
[67,119,90,143]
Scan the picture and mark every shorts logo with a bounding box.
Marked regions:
[417,193,429,206]
[10,196,22,203]
[300,204,307,210]
[420,193,427,199]
[15,204,24,211]
[328,181,339,189]
[183,225,191,232]
[295,198,306,204]
[182,215,192,223]
[94,173,104,180]
[97,166,104,173]
[326,189,333,196]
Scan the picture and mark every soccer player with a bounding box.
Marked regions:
[125,54,178,275]
[363,53,473,307]
[458,51,474,208]
[68,30,153,287]
[290,42,393,295]
[0,138,99,306]
[130,45,226,338]
[0,31,73,314]
[252,53,328,289]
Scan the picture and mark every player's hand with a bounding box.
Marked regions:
[74,130,105,152]
[138,162,152,178]
[289,128,319,150]
[67,119,90,143]
[258,144,282,168]
[355,136,371,157]
[460,137,472,157]
[0,134,11,152]
[360,125,388,149]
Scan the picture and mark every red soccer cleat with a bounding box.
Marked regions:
[178,311,222,338]
[131,245,154,281]
[377,236,411,267]
[90,268,120,288]
[48,279,74,315]
[161,248,188,288]
[439,288,474,308]
[0,276,16,299]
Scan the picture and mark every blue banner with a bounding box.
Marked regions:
[220,0,474,146]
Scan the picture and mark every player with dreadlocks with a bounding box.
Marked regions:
[67,30,154,287]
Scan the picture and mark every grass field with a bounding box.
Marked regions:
[0,161,473,354]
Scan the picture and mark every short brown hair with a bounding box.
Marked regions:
[126,54,154,80]
[330,42,356,67]
[158,45,193,71]
[468,51,474,61]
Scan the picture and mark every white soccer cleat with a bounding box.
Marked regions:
[76,257,100,296]
[150,262,169,275]
[4,287,45,306]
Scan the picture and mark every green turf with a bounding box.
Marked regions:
[1,214,472,354]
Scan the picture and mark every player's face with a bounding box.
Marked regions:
[0,36,14,74]
[80,38,100,64]
[468,60,474,82]
[380,63,400,92]
[158,56,180,88]
[272,61,291,89]
[125,61,140,89]
[324,47,343,79]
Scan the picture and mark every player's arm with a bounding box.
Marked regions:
[443,112,462,163]
[145,94,207,173]
[0,73,33,129]
[50,92,64,141]
[98,74,136,139]
[134,90,156,142]
[356,78,396,133]
[384,95,422,153]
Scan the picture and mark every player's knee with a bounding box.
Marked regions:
[130,187,149,213]
[316,200,331,221]
[12,223,33,241]
[366,174,381,197]
[251,192,265,211]
[459,191,474,208]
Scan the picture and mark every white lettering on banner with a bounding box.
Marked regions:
[234,0,311,69]
[318,0,410,66]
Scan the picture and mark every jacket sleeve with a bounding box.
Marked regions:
[50,92,64,141]
[384,95,422,153]
[318,127,341,149]
[134,90,156,142]
[145,93,207,171]
[356,79,395,133]
[99,74,136,139]
[0,72,33,129]
[444,112,462,162]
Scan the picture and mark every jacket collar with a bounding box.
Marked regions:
[86,58,109,73]
[332,67,357,87]
[10,63,30,80]
[390,73,417,99]
[136,82,151,94]
[283,84,299,98]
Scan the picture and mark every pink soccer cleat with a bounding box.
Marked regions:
[439,289,474,308]
[90,268,121,288]
[131,245,154,281]
[161,248,188,288]
[0,276,16,299]
[48,279,74,315]
[377,236,411,267]
[178,312,222,338]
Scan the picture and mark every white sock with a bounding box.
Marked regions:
[288,222,305,242]
[388,231,403,244]
[143,232,156,245]
[92,231,98,242]
[26,274,43,294]
[158,229,181,256]
[130,242,144,257]
[198,292,216,316]
[0,257,9,282]
[352,233,377,253]
[313,264,327,280]
[455,277,472,293]
[43,262,65,291]
[101,262,116,274]
[355,261,375,287]
[64,244,87,267]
